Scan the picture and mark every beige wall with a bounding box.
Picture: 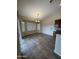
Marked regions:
[41,12,61,36]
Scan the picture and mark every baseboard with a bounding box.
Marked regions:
[41,33,53,37]
[53,51,61,59]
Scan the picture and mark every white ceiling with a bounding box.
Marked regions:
[17,0,61,20]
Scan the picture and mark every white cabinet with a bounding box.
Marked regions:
[54,34,61,56]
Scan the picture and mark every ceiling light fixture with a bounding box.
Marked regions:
[35,13,40,23]
[49,0,54,3]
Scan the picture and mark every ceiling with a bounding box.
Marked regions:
[17,0,61,20]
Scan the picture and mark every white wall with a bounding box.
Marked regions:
[41,10,61,36]
[41,19,55,36]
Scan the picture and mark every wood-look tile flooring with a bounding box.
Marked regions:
[20,33,60,59]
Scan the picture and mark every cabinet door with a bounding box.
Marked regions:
[55,19,61,28]
[54,34,61,56]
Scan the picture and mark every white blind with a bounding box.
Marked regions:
[27,22,36,31]
[21,22,25,32]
